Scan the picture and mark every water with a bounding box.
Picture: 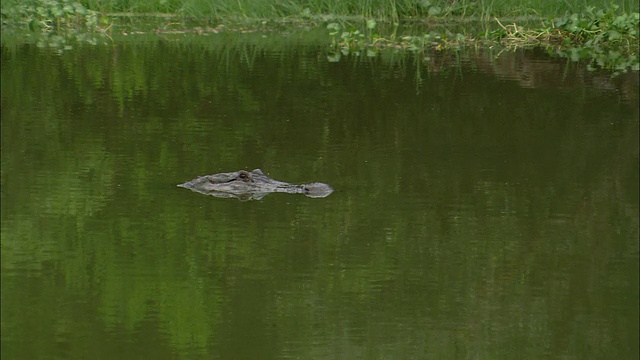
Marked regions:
[1,35,638,359]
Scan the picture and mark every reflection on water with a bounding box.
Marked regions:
[1,36,638,359]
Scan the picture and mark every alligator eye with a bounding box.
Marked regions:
[238,171,251,182]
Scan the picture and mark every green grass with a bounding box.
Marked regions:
[2,0,638,72]
[91,0,640,20]
[3,0,637,21]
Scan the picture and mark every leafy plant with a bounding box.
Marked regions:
[2,0,112,50]
[2,0,110,32]
[554,5,638,46]
[490,5,639,73]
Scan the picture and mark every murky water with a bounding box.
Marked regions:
[2,34,638,359]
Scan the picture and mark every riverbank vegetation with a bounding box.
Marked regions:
[2,0,638,72]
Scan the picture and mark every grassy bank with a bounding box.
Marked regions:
[2,0,638,72]
[3,0,637,21]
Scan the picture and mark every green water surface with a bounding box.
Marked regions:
[1,35,638,359]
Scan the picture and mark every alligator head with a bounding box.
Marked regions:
[177,169,334,201]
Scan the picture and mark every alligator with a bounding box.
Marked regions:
[178,169,334,201]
